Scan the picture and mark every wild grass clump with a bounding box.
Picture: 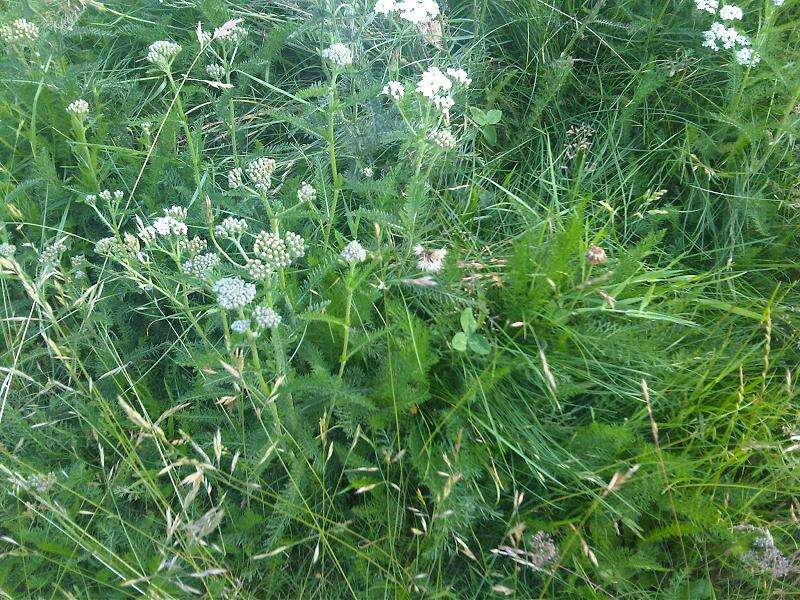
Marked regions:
[1,0,800,597]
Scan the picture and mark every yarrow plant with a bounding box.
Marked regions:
[145,40,182,71]
[0,18,39,46]
[381,80,405,101]
[212,276,256,310]
[246,157,277,192]
[321,43,353,67]
[3,0,799,598]
[695,3,761,65]
[341,240,367,263]
[373,0,441,25]
[66,98,89,120]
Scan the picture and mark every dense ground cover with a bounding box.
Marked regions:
[1,0,800,597]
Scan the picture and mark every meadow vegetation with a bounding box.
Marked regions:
[1,0,800,597]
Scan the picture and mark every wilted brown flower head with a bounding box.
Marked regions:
[586,245,607,265]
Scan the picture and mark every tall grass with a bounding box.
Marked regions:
[1,0,800,597]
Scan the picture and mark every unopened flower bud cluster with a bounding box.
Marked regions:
[0,18,39,46]
[146,40,182,70]
[246,157,277,192]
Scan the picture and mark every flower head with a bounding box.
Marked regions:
[215,216,248,239]
[252,231,291,269]
[446,68,471,86]
[183,252,220,277]
[297,182,316,203]
[214,18,247,43]
[735,46,761,66]
[206,63,226,80]
[146,40,182,70]
[416,66,452,99]
[284,231,306,260]
[341,240,367,263]
[39,240,67,268]
[212,276,256,310]
[322,43,353,67]
[246,157,277,192]
[0,18,39,46]
[398,0,440,24]
[381,81,405,101]
[414,245,447,272]
[586,244,607,265]
[227,167,243,189]
[0,242,16,258]
[694,0,719,13]
[374,0,398,15]
[719,4,743,20]
[66,99,90,120]
[231,319,250,333]
[429,129,456,150]
[253,306,281,329]
[180,236,207,255]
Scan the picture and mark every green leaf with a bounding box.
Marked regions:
[485,109,502,124]
[452,332,468,352]
[482,125,497,145]
[468,334,491,355]
[469,106,487,125]
[460,308,477,334]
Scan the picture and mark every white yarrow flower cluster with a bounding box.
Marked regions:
[179,236,207,255]
[95,236,124,256]
[694,0,718,14]
[227,167,243,189]
[66,99,90,120]
[702,23,740,50]
[231,319,250,333]
[246,157,277,192]
[253,306,281,329]
[213,19,247,43]
[139,206,188,242]
[215,216,248,239]
[416,66,452,99]
[146,40,182,70]
[696,6,760,67]
[446,68,472,85]
[251,230,305,271]
[0,242,16,258]
[719,4,743,20]
[0,18,39,45]
[341,240,367,263]
[415,66,469,115]
[429,129,456,150]
[206,63,226,80]
[212,276,256,310]
[182,252,220,277]
[381,81,405,101]
[373,0,440,25]
[85,189,124,205]
[39,240,67,267]
[414,245,447,273]
[735,46,761,66]
[322,43,353,67]
[297,181,316,203]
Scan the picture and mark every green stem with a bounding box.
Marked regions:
[324,75,341,246]
[337,264,355,377]
[167,72,202,188]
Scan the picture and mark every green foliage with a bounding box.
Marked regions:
[1,0,800,598]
